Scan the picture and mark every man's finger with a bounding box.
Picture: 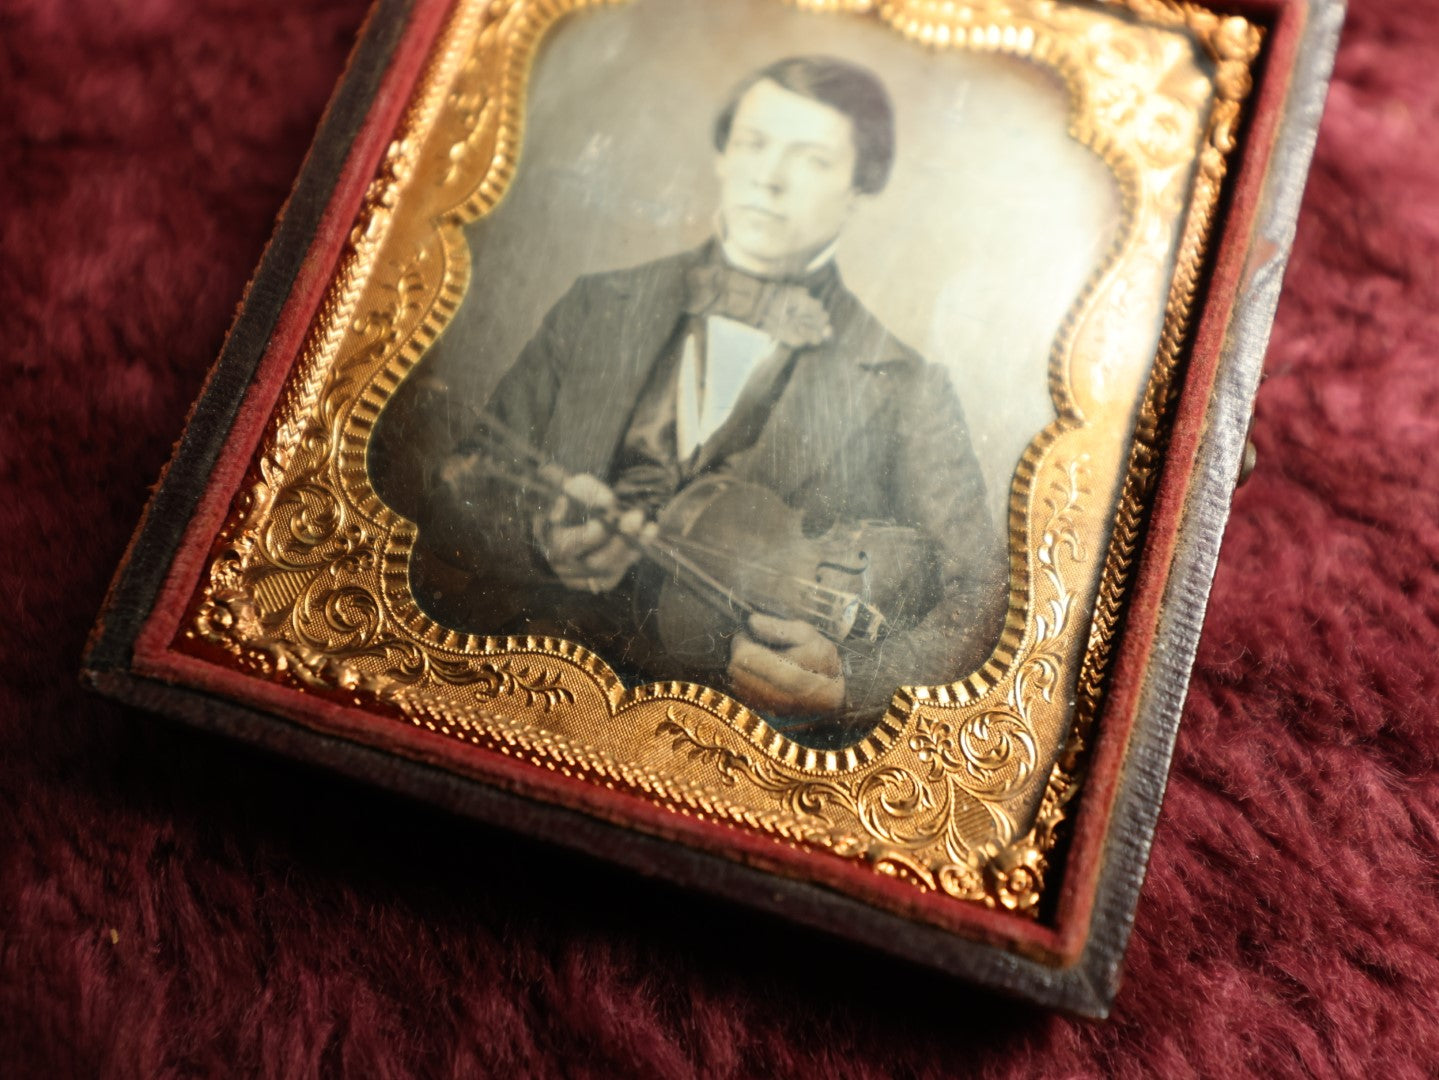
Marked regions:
[616,506,647,537]
[562,472,617,510]
[438,452,479,489]
[791,636,842,677]
[547,518,610,560]
[732,634,821,695]
[584,535,636,576]
[730,635,842,713]
[748,613,820,649]
[744,616,841,676]
[551,534,639,592]
[729,656,810,712]
[546,492,571,525]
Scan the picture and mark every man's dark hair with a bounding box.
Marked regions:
[712,56,896,195]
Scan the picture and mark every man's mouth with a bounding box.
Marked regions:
[738,205,785,222]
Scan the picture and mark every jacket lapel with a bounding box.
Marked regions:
[690,342,795,476]
[547,250,698,474]
[726,286,897,502]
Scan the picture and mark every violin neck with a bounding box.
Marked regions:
[640,533,886,645]
[466,427,887,645]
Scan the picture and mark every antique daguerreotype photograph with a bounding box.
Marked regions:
[370,1,1128,750]
[147,0,1268,935]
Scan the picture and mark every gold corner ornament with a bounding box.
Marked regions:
[186,0,1260,919]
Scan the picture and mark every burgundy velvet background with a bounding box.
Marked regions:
[4,0,1437,1074]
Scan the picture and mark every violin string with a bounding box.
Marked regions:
[660,533,870,611]
[633,534,759,619]
[649,535,852,628]
[456,411,869,635]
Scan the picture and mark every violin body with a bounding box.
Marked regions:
[634,474,941,671]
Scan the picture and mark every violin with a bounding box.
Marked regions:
[635,473,939,671]
[459,413,941,667]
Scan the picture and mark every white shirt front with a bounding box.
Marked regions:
[674,316,778,460]
[675,238,839,460]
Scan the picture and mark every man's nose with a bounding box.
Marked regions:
[752,148,789,192]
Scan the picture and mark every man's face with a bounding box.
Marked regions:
[716,78,863,272]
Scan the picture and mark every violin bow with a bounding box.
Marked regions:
[454,408,880,641]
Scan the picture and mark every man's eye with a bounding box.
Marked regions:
[805,154,834,170]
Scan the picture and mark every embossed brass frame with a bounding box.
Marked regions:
[180,0,1260,918]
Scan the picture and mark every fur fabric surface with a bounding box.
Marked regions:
[3,0,1437,1075]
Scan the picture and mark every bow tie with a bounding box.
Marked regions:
[682,261,834,349]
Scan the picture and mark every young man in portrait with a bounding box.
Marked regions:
[407,55,1007,747]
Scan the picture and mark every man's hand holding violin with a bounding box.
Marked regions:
[536,474,846,716]
[730,613,845,715]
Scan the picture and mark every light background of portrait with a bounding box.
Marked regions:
[422,0,1124,522]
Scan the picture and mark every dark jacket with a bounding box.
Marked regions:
[413,244,1008,731]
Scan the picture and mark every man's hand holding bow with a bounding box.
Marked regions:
[537,474,655,592]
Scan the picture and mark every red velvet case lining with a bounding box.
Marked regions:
[126,0,1311,965]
